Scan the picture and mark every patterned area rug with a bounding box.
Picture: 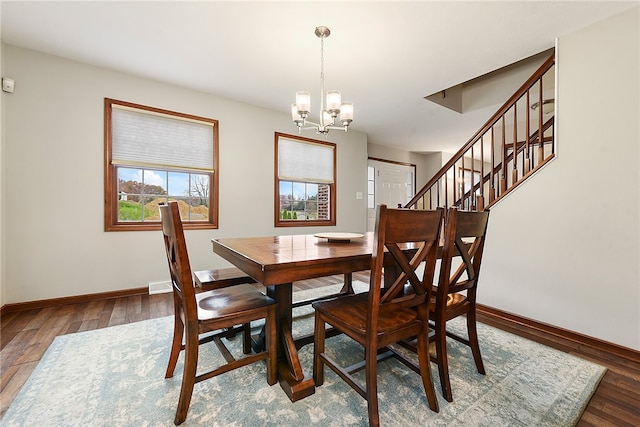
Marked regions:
[2,283,605,426]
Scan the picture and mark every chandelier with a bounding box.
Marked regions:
[291,26,354,135]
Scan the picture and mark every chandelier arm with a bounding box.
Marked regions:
[301,120,321,128]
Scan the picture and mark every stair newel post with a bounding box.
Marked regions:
[470,144,476,211]
[489,127,496,203]
[452,163,460,209]
[460,154,465,209]
[478,135,484,210]
[537,80,544,165]
[525,90,532,173]
[444,169,449,209]
[500,116,507,194]
[512,104,518,185]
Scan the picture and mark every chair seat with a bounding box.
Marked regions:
[197,284,276,321]
[430,292,470,320]
[313,293,418,335]
[194,268,255,290]
[430,292,469,309]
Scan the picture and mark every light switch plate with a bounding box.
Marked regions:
[2,78,15,93]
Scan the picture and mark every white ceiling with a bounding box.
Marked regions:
[1,1,637,153]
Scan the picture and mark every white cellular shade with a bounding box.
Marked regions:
[278,137,335,183]
[111,106,214,171]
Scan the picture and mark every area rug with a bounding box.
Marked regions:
[2,283,606,426]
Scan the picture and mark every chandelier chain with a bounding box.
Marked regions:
[319,34,325,126]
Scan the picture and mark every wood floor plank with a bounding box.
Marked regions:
[12,317,69,365]
[149,293,173,318]
[77,319,100,333]
[577,408,629,427]
[0,330,18,351]
[108,297,128,326]
[22,307,57,331]
[80,299,108,322]
[96,310,113,329]
[1,309,40,334]
[0,311,18,329]
[582,393,639,427]
[0,361,39,418]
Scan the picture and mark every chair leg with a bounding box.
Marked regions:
[174,330,199,425]
[466,309,485,375]
[165,316,184,378]
[242,323,251,354]
[266,310,277,386]
[313,313,326,386]
[365,343,380,427]
[417,327,439,412]
[435,320,453,402]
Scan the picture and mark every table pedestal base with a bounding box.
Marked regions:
[278,362,315,401]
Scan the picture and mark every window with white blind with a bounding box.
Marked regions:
[104,98,218,231]
[275,132,336,227]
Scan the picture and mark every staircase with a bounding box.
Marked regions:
[405,53,555,211]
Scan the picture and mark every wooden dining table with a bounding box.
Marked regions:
[211,232,377,402]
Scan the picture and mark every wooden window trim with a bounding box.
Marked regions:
[104,98,219,231]
[274,132,337,227]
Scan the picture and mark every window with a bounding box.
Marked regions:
[367,166,375,209]
[104,98,218,231]
[275,132,336,227]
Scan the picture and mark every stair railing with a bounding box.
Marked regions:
[405,53,556,212]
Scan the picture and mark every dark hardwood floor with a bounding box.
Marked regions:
[1,272,639,425]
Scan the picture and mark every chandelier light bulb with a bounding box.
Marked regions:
[340,102,354,125]
[326,90,342,116]
[295,91,311,117]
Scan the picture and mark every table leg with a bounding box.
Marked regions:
[339,272,354,294]
[266,283,315,402]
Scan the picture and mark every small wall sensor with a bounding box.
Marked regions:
[2,78,15,93]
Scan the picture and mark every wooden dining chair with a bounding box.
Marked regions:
[159,202,277,425]
[430,207,490,402]
[312,204,442,426]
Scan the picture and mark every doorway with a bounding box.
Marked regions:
[367,158,416,232]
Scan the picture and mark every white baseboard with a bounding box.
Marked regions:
[148,281,172,295]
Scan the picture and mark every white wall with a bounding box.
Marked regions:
[0,44,367,303]
[0,41,5,308]
[479,8,640,350]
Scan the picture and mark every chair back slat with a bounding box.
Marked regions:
[438,208,490,301]
[159,203,197,318]
[369,206,444,330]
